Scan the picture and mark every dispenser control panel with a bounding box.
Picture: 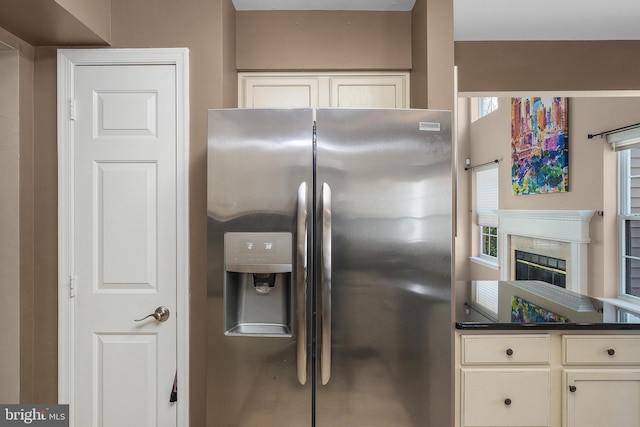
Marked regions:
[225,232,292,273]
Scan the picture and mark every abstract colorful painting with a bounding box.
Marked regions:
[511,296,569,323]
[511,97,569,195]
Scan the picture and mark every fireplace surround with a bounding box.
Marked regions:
[497,210,596,295]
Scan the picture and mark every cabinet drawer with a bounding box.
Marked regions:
[462,369,550,427]
[462,335,550,365]
[563,335,640,365]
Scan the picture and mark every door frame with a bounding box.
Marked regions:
[57,48,190,426]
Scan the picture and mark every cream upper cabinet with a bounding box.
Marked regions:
[239,75,321,109]
[238,72,410,109]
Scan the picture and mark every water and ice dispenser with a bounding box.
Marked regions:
[224,232,293,337]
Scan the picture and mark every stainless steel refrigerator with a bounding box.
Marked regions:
[207,108,452,426]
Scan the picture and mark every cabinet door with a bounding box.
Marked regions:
[329,75,408,108]
[462,369,550,427]
[564,370,640,427]
[239,75,320,108]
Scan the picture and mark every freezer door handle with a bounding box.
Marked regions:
[321,183,332,385]
[296,182,308,385]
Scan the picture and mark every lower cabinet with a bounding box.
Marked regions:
[563,369,640,427]
[562,335,640,427]
[462,370,549,427]
[457,333,640,427]
[459,334,551,427]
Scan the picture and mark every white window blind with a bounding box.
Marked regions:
[472,280,499,318]
[476,165,498,227]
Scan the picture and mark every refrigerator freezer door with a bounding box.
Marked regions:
[314,108,453,427]
[207,109,313,426]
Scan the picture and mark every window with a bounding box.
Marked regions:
[478,97,498,119]
[618,307,640,323]
[476,165,499,263]
[618,146,640,299]
[481,225,498,258]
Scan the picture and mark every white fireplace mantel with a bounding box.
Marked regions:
[497,209,596,295]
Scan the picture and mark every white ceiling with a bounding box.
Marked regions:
[232,0,416,11]
[454,0,640,41]
[232,0,640,41]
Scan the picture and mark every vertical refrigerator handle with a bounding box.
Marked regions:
[296,182,308,385]
[320,183,332,385]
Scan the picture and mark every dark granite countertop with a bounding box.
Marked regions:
[455,280,640,330]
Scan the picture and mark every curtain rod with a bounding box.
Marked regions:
[587,122,640,139]
[465,158,499,171]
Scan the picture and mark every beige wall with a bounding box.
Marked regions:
[18,42,35,405]
[0,27,36,404]
[55,0,111,42]
[236,11,411,71]
[425,0,454,111]
[460,95,640,296]
[455,98,472,280]
[222,0,238,107]
[32,47,59,402]
[410,0,427,108]
[455,41,640,93]
[0,49,20,404]
[411,0,454,111]
[0,0,109,46]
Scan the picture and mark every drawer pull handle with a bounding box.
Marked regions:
[504,398,512,406]
[506,348,514,356]
[569,385,577,393]
[607,348,615,356]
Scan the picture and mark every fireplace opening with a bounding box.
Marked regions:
[515,250,567,288]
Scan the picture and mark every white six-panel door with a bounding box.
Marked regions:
[58,49,189,427]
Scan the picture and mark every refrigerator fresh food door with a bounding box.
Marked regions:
[314,108,453,427]
[207,109,313,426]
